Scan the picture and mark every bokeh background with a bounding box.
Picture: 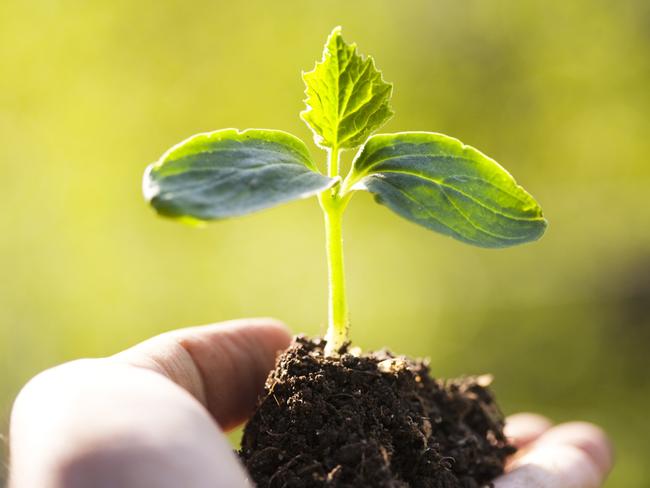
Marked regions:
[1,0,649,485]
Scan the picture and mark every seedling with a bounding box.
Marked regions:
[143,27,547,356]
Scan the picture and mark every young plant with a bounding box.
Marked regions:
[143,27,547,356]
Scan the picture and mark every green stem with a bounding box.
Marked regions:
[321,147,349,355]
[327,145,339,178]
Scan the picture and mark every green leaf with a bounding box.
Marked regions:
[143,128,336,221]
[301,26,393,150]
[348,132,547,248]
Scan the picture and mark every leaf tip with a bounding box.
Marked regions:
[538,214,549,234]
[142,162,159,203]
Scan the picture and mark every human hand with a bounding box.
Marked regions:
[10,318,292,487]
[9,319,613,488]
[495,413,613,488]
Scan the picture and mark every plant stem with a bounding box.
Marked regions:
[321,147,349,355]
[327,144,339,178]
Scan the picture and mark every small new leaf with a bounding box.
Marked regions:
[144,128,336,221]
[348,132,547,248]
[301,26,394,150]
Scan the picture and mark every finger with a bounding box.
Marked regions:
[495,422,613,488]
[531,422,613,477]
[113,318,291,431]
[505,413,553,448]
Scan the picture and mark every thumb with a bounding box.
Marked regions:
[112,318,291,431]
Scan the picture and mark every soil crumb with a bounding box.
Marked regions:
[240,336,515,488]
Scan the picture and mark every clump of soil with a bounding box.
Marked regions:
[240,336,515,488]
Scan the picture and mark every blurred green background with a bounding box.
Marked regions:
[1,0,649,485]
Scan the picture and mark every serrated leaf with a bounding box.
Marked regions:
[301,26,394,150]
[348,132,547,248]
[143,128,336,221]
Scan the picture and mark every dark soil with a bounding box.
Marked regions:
[240,336,515,488]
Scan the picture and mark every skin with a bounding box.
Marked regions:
[9,319,613,488]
